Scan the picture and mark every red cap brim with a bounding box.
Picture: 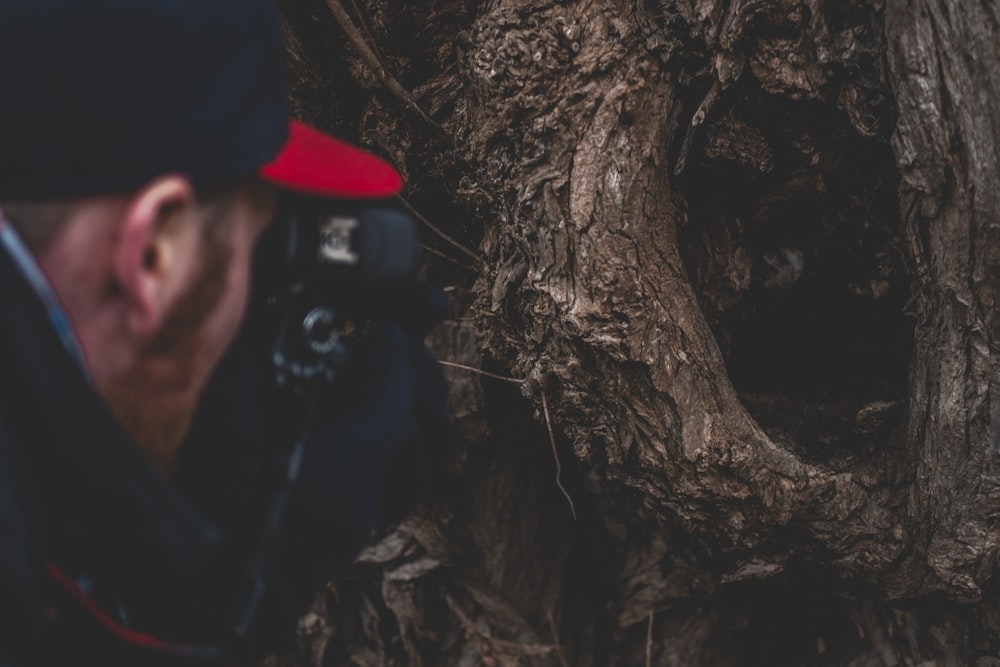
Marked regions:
[259,120,403,198]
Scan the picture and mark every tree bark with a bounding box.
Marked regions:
[274,0,1000,664]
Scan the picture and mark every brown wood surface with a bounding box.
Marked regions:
[271,0,1000,664]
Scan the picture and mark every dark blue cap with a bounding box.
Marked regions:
[0,0,290,200]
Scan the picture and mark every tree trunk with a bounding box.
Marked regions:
[274,0,1000,664]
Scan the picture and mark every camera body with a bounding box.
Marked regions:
[252,195,423,393]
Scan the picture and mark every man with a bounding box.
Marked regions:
[0,0,449,664]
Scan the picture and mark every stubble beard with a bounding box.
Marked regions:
[103,233,233,476]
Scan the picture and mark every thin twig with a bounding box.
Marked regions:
[438,362,577,521]
[438,361,523,384]
[542,391,577,521]
[346,0,387,67]
[324,0,441,129]
[646,612,654,667]
[444,593,476,630]
[673,78,722,176]
[398,195,485,265]
[421,244,478,272]
[548,611,570,667]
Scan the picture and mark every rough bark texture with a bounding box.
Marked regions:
[273,0,1000,664]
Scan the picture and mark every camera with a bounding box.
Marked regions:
[251,194,423,393]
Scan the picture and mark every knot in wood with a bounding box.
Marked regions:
[465,6,582,99]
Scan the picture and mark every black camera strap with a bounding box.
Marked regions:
[226,395,318,643]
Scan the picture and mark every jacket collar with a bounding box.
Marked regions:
[0,238,221,585]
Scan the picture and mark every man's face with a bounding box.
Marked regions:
[104,182,276,472]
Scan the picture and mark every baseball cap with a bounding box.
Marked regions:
[0,0,402,201]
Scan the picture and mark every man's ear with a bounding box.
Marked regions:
[116,174,197,341]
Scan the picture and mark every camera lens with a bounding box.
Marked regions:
[302,306,339,355]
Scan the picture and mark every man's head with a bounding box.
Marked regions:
[0,0,403,473]
[3,176,275,471]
